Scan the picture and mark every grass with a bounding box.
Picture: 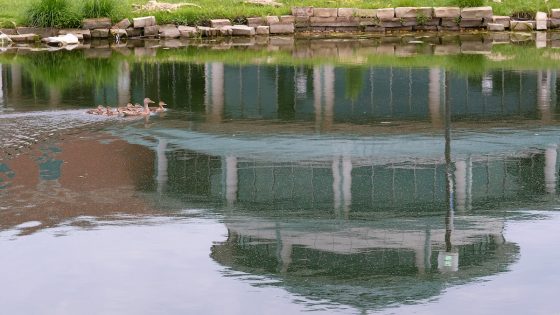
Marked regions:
[0,0,559,28]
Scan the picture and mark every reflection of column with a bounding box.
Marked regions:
[156,139,168,195]
[428,68,442,128]
[0,65,4,107]
[313,66,335,131]
[225,156,238,205]
[205,62,224,123]
[332,156,352,216]
[545,146,557,194]
[342,156,352,215]
[49,87,61,107]
[415,230,431,274]
[117,61,131,106]
[279,241,292,274]
[454,159,472,212]
[323,66,335,130]
[538,70,552,123]
[313,66,322,131]
[11,64,22,99]
[332,157,341,213]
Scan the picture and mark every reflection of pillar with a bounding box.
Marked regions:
[117,61,131,106]
[279,241,292,274]
[342,156,352,215]
[332,156,352,216]
[11,64,22,99]
[225,156,238,205]
[156,139,168,195]
[454,158,472,212]
[538,70,552,123]
[415,230,432,274]
[428,68,442,128]
[313,66,335,131]
[205,62,224,123]
[0,65,4,107]
[545,146,557,194]
[332,157,341,213]
[48,87,61,107]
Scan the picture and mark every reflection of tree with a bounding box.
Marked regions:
[344,66,366,101]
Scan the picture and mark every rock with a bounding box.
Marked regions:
[144,25,159,37]
[110,29,128,39]
[377,8,395,20]
[83,18,112,29]
[59,29,91,40]
[266,16,280,25]
[487,23,505,31]
[550,18,560,29]
[292,7,313,17]
[0,29,17,35]
[269,23,294,34]
[113,18,131,29]
[133,16,156,28]
[551,9,560,19]
[510,20,534,31]
[210,19,231,28]
[355,9,377,18]
[441,18,460,27]
[197,26,219,37]
[460,18,484,28]
[280,15,295,23]
[231,25,255,36]
[395,7,433,18]
[159,24,180,38]
[434,7,460,18]
[256,25,270,35]
[9,34,39,42]
[42,33,79,46]
[91,28,109,38]
[337,8,355,17]
[491,16,510,28]
[178,26,198,37]
[460,7,493,19]
[536,11,547,30]
[16,27,57,38]
[219,26,233,36]
[313,8,337,18]
[247,17,265,27]
[126,28,142,37]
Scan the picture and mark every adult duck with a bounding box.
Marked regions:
[149,101,168,113]
[122,98,154,117]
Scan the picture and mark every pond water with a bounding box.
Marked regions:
[1,35,560,314]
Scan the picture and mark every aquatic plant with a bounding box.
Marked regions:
[25,0,80,28]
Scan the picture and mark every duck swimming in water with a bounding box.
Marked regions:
[149,101,167,113]
[86,105,105,115]
[122,98,154,117]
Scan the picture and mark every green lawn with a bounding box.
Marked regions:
[1,0,559,28]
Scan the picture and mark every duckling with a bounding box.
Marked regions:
[122,98,154,117]
[104,106,115,116]
[86,105,105,115]
[149,101,167,113]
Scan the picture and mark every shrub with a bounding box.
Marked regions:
[452,0,485,7]
[82,0,125,20]
[26,0,80,28]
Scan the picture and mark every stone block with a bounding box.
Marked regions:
[395,7,433,18]
[144,25,159,37]
[8,34,39,42]
[219,26,233,36]
[178,26,198,37]
[231,25,255,36]
[377,8,395,20]
[113,18,131,29]
[551,9,560,19]
[0,28,17,35]
[247,17,265,27]
[441,18,460,27]
[83,18,111,30]
[550,18,560,29]
[133,16,156,28]
[357,18,377,26]
[355,9,377,18]
[269,23,295,34]
[364,26,385,32]
[295,16,310,26]
[434,7,460,18]
[197,26,219,37]
[159,25,180,38]
[58,29,91,39]
[414,25,438,31]
[460,18,484,28]
[280,15,295,23]
[16,27,57,38]
[438,25,460,31]
[536,12,547,30]
[461,7,493,19]
[380,18,403,28]
[266,16,280,25]
[256,25,270,35]
[492,16,510,28]
[126,27,142,37]
[510,20,534,31]
[210,19,231,28]
[110,29,127,39]
[313,8,337,17]
[338,8,355,17]
[292,7,313,17]
[487,23,505,31]
[400,17,418,27]
[90,28,109,38]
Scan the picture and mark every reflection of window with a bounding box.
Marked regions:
[481,74,493,96]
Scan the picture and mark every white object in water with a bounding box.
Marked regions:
[42,34,79,47]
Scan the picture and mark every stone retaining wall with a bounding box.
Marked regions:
[2,6,560,44]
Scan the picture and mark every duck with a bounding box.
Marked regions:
[149,101,168,113]
[122,98,154,117]
[86,105,105,115]
[104,106,115,116]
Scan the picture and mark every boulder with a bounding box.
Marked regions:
[210,19,231,28]
[42,33,79,46]
[377,8,395,20]
[113,18,131,29]
[133,16,156,28]
[144,25,159,37]
[434,7,460,18]
[487,23,505,31]
[256,25,270,35]
[313,8,337,17]
[292,7,313,17]
[178,26,198,37]
[460,7,493,19]
[269,23,295,34]
[83,18,112,29]
[231,25,255,36]
[159,24,180,38]
[395,7,433,18]
[536,11,547,30]
[91,28,109,38]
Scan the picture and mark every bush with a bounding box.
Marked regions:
[82,0,127,20]
[452,0,485,7]
[26,0,80,28]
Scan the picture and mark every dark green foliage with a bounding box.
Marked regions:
[82,0,126,20]
[26,0,80,28]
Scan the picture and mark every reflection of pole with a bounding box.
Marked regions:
[537,70,552,123]
[332,156,352,217]
[332,157,341,215]
[205,62,224,123]
[454,158,472,212]
[117,61,131,106]
[324,66,335,131]
[444,70,454,253]
[225,156,238,206]
[342,156,352,216]
[0,65,3,107]
[11,64,21,99]
[545,145,557,194]
[313,66,335,132]
[428,68,442,128]
[156,138,168,195]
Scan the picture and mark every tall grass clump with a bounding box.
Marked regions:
[451,0,485,7]
[82,0,128,21]
[26,0,80,28]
